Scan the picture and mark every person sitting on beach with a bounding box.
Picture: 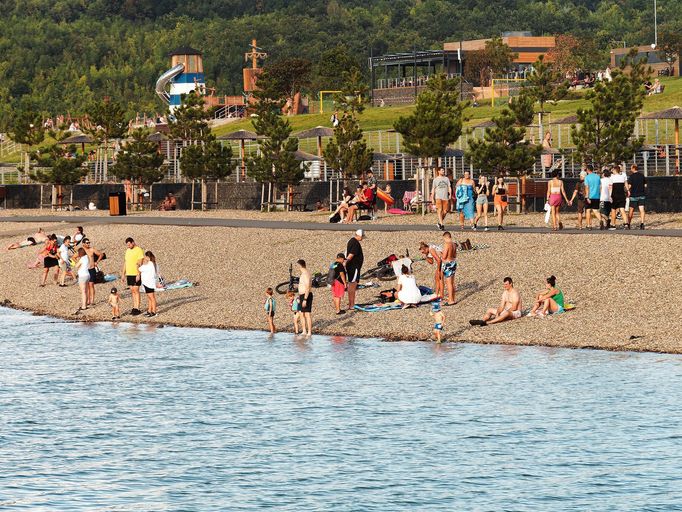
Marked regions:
[344,185,365,223]
[159,192,177,211]
[331,187,353,221]
[7,236,37,250]
[419,241,443,299]
[529,275,565,317]
[395,265,422,308]
[469,277,522,326]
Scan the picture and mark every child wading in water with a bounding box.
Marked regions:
[430,301,445,342]
[109,287,121,320]
[286,290,302,334]
[329,253,347,314]
[264,287,276,334]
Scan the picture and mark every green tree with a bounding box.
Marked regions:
[525,54,568,135]
[86,98,128,181]
[332,69,368,115]
[324,113,373,178]
[9,110,45,173]
[168,90,212,142]
[485,37,517,76]
[180,139,233,210]
[30,145,88,209]
[658,26,682,76]
[394,73,467,166]
[111,128,165,208]
[258,58,312,113]
[469,99,541,177]
[571,49,648,168]
[314,44,361,91]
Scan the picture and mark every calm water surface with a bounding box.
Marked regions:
[1,308,681,511]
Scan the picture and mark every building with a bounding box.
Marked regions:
[610,45,679,77]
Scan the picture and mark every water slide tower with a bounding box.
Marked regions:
[156,47,206,113]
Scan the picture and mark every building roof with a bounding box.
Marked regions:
[169,46,202,57]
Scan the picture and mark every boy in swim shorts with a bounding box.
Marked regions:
[430,301,445,343]
[264,287,276,334]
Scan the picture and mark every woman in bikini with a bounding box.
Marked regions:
[546,170,571,231]
[492,176,508,230]
[473,175,490,231]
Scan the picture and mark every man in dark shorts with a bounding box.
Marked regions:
[82,238,103,306]
[122,237,145,315]
[297,259,313,336]
[626,164,647,229]
[569,170,587,229]
[344,229,365,311]
[583,164,601,229]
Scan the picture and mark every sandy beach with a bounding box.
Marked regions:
[1,209,681,353]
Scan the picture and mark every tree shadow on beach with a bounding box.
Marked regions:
[456,278,497,303]
[156,293,207,312]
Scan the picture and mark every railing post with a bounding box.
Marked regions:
[666,145,670,176]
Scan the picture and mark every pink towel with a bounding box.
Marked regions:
[388,208,413,215]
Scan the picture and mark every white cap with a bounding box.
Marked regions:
[355,229,365,238]
[579,170,587,179]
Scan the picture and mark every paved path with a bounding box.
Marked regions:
[2,214,682,237]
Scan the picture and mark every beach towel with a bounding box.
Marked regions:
[104,274,117,283]
[388,208,412,215]
[156,279,196,292]
[354,286,437,312]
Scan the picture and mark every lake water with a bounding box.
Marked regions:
[1,308,682,511]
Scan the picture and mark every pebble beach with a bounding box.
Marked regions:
[1,209,681,353]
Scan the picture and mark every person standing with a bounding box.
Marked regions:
[74,247,90,313]
[138,250,159,317]
[39,235,60,287]
[599,168,613,230]
[58,236,72,287]
[569,171,587,229]
[82,238,103,306]
[329,253,347,315]
[455,170,476,230]
[626,164,647,229]
[546,170,570,231]
[541,131,553,170]
[583,164,601,229]
[345,229,365,311]
[492,176,509,230]
[264,287,276,334]
[419,241,443,299]
[440,231,458,306]
[121,237,145,316]
[609,164,627,229]
[430,167,451,231]
[473,175,490,231]
[297,259,313,336]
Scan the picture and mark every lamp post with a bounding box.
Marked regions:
[652,0,658,49]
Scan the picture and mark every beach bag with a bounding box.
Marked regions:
[377,254,398,267]
[378,288,396,303]
[94,267,105,284]
[544,202,551,224]
[327,263,338,285]
[329,212,341,223]
[359,214,372,221]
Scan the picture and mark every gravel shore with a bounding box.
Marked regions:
[1,211,680,353]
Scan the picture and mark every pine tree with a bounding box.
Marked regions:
[9,110,45,174]
[393,73,467,165]
[168,90,212,142]
[469,97,541,177]
[324,112,373,178]
[570,49,647,168]
[86,98,128,180]
[525,55,568,118]
[332,69,368,115]
[30,145,88,209]
[111,129,165,207]
[180,138,233,209]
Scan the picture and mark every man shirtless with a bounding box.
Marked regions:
[470,277,522,326]
[440,231,457,305]
[297,259,313,336]
[82,238,103,306]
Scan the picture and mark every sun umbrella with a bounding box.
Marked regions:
[640,106,682,173]
[293,126,335,157]
[217,130,265,180]
[59,133,94,154]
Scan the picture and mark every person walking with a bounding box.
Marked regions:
[74,247,90,313]
[546,170,570,231]
[568,171,587,229]
[609,164,627,229]
[138,250,159,317]
[82,238,103,306]
[121,237,145,316]
[430,167,451,230]
[297,259,313,336]
[583,164,601,229]
[57,236,72,287]
[473,175,490,231]
[599,168,613,230]
[626,164,647,229]
[455,170,476,230]
[344,229,365,311]
[492,176,509,230]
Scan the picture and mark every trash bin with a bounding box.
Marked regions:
[109,191,126,216]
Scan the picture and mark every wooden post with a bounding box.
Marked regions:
[191,181,195,211]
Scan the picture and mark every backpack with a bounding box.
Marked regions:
[329,212,341,223]
[377,254,397,267]
[378,288,396,303]
[327,262,340,285]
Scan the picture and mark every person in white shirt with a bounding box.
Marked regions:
[297,259,313,335]
[58,236,72,287]
[138,251,159,317]
[609,165,628,229]
[599,168,613,230]
[396,265,422,307]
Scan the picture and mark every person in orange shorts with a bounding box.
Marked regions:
[430,167,451,231]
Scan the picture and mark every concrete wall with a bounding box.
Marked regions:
[2,176,681,212]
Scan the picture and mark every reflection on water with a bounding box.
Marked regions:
[1,308,682,511]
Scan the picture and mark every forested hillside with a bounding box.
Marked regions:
[0,0,679,127]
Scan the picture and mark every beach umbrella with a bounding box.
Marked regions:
[217,130,265,180]
[146,131,168,142]
[640,106,682,173]
[59,133,94,154]
[293,126,334,157]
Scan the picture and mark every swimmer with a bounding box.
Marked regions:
[470,277,522,326]
[430,301,445,343]
[529,275,565,317]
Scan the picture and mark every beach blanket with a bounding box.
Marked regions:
[104,274,117,283]
[387,208,413,215]
[355,286,437,312]
[156,279,195,292]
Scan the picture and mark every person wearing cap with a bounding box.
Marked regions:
[569,170,587,229]
[329,253,348,315]
[345,229,365,310]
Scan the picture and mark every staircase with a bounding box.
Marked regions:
[0,139,21,159]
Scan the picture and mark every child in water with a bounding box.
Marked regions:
[286,290,302,334]
[430,301,445,343]
[109,287,121,320]
[264,287,276,334]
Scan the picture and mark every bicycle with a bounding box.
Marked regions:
[360,248,411,282]
[275,263,328,295]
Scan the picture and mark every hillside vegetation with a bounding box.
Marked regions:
[1,0,681,129]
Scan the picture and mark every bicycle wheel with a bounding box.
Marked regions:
[313,274,328,288]
[275,279,295,294]
[360,267,379,280]
[378,267,397,281]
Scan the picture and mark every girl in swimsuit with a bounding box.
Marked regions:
[546,170,571,231]
[492,176,508,230]
[529,275,565,317]
[473,175,489,231]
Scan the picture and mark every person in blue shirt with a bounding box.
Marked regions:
[583,164,602,230]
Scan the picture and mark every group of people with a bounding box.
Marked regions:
[431,167,509,231]
[330,170,394,223]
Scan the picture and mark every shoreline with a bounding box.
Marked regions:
[1,211,680,354]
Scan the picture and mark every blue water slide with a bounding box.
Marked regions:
[155,63,184,104]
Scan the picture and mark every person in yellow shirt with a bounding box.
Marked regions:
[121,237,145,316]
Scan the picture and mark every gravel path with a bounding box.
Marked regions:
[1,213,680,354]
